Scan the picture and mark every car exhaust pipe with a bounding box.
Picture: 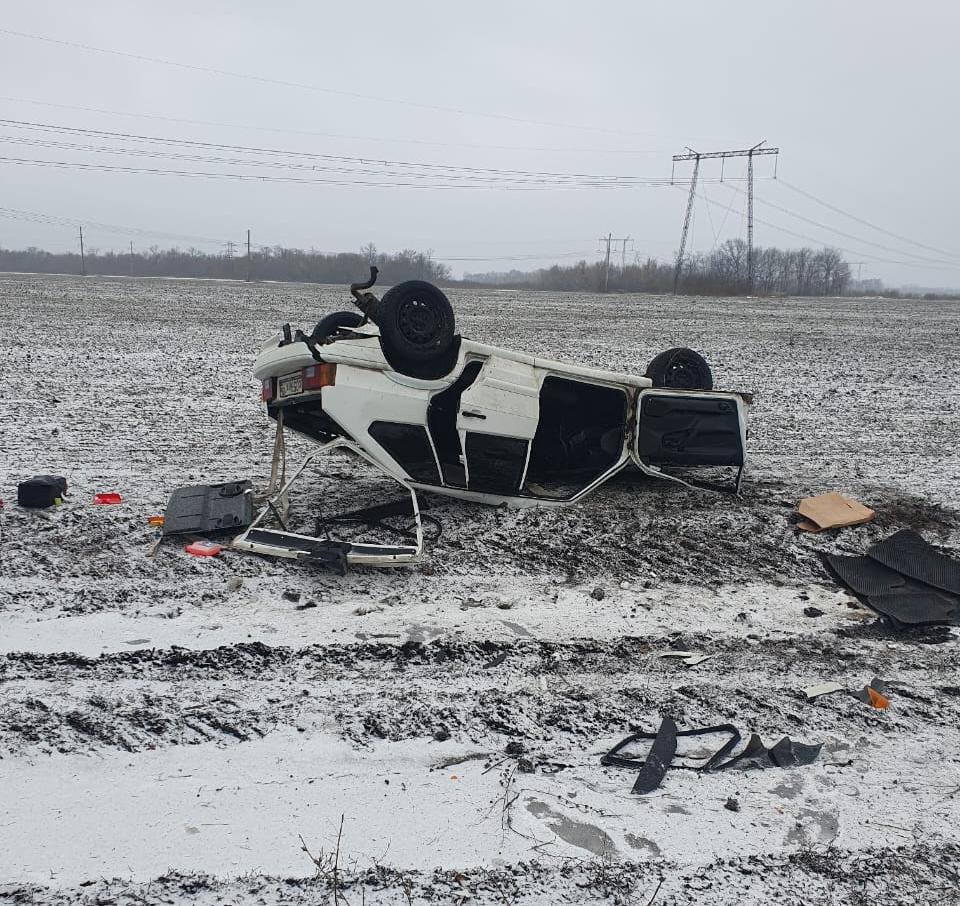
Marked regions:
[350,266,381,322]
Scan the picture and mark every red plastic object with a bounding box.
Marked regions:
[93,492,122,505]
[185,540,222,558]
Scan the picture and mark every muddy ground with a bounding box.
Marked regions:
[1,274,959,904]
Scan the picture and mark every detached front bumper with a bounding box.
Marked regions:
[231,437,423,571]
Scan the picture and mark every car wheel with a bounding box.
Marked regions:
[645,347,713,391]
[376,281,456,376]
[310,310,364,342]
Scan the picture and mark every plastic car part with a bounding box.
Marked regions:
[602,722,821,791]
[630,717,677,794]
[184,540,222,558]
[163,481,254,536]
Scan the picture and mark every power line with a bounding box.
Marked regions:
[777,178,960,261]
[0,27,733,141]
[0,95,672,156]
[722,182,960,267]
[0,154,696,190]
[0,119,683,184]
[0,204,236,246]
[693,187,960,271]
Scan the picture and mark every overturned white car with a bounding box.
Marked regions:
[233,269,748,569]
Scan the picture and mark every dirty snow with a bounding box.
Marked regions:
[1,273,959,905]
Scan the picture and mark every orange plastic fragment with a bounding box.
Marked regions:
[147,515,165,527]
[185,540,222,557]
[866,687,889,709]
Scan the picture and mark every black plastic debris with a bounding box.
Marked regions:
[601,720,821,794]
[17,475,67,508]
[824,531,960,630]
[163,481,254,536]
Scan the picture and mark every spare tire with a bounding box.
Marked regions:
[376,280,456,377]
[310,310,364,342]
[645,347,713,391]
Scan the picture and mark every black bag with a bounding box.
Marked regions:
[17,475,68,508]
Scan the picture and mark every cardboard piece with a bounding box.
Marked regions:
[796,492,875,533]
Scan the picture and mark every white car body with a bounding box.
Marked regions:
[234,313,748,568]
[251,322,748,507]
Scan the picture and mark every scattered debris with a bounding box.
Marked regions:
[660,651,714,667]
[803,606,825,618]
[92,492,122,505]
[590,586,606,601]
[724,796,741,812]
[147,515,165,527]
[852,678,892,710]
[804,681,846,701]
[602,719,822,794]
[184,539,223,558]
[796,491,874,533]
[17,475,67,508]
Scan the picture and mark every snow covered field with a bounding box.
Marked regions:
[1,273,959,904]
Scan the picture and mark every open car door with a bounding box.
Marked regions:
[456,356,540,496]
[634,389,748,492]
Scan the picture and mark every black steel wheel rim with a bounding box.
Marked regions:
[397,297,440,345]
[664,354,699,388]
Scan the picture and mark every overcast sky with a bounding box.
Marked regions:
[0,0,958,286]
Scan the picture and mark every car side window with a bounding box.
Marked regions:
[368,421,441,485]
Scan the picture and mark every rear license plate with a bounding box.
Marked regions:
[278,372,303,398]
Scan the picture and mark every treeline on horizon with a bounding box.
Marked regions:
[466,240,856,296]
[1,239,956,298]
[0,243,452,285]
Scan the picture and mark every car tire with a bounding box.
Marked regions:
[645,347,713,391]
[310,310,364,342]
[376,281,456,376]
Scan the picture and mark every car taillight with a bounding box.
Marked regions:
[261,379,273,402]
[302,363,336,391]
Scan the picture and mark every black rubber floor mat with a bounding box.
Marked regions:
[163,481,253,535]
[868,529,960,595]
[867,592,959,627]
[823,553,908,596]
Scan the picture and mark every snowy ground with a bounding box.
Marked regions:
[1,273,959,905]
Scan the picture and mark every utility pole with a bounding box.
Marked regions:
[597,233,630,292]
[672,141,779,294]
[620,236,632,272]
[245,229,252,282]
[79,226,86,276]
[601,233,612,292]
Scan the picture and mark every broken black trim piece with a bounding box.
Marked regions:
[601,721,820,793]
